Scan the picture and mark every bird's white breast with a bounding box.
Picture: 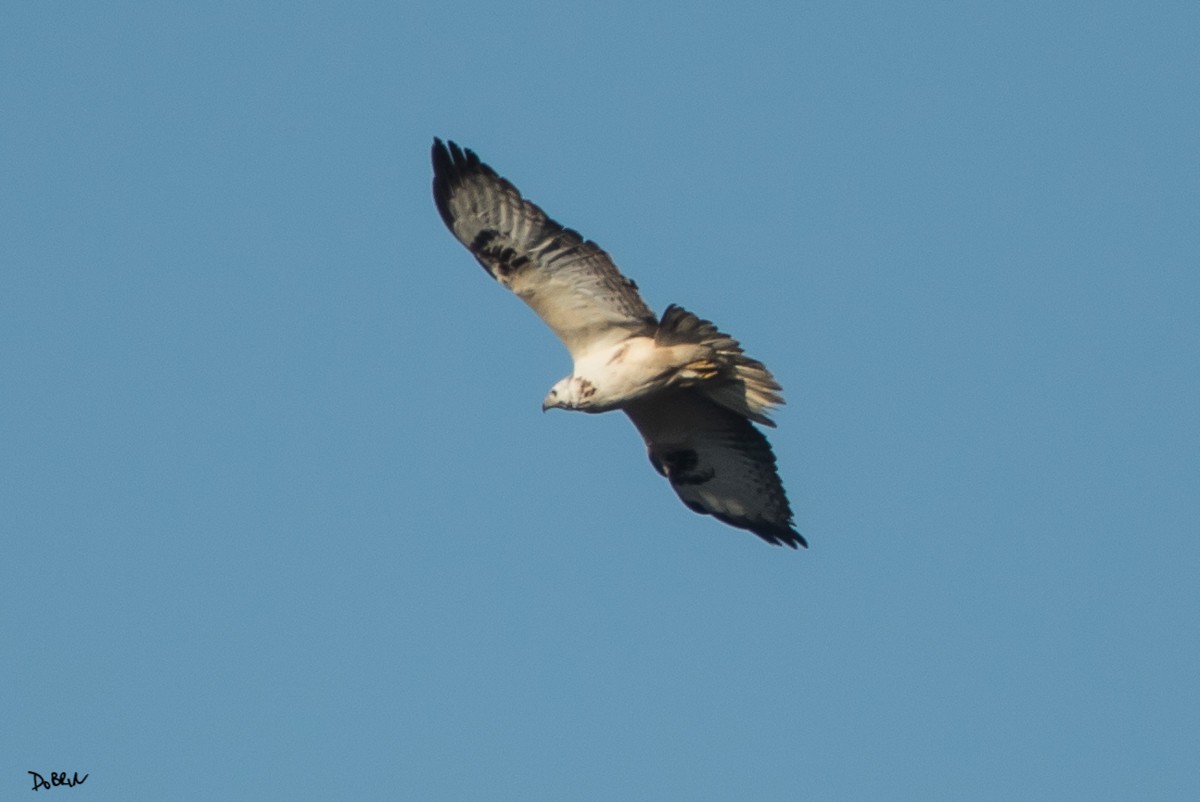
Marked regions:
[573,337,681,408]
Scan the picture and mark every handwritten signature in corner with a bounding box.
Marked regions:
[29,772,88,792]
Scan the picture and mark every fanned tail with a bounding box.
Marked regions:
[654,304,785,427]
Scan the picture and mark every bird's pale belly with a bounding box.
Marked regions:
[571,337,693,410]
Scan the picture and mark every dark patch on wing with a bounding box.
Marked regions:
[469,228,499,252]
[660,449,715,486]
[467,229,534,279]
[475,244,530,278]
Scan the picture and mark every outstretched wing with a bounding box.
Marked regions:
[432,139,657,358]
[624,390,805,548]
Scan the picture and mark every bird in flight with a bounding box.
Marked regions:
[431,139,805,548]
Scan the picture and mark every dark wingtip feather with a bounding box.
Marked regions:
[432,139,479,225]
[431,138,508,233]
[748,520,808,549]
[782,529,809,549]
[431,137,457,230]
[707,511,806,549]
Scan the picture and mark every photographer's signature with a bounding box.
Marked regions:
[29,772,88,792]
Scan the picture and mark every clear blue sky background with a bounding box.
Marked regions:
[3,2,1198,799]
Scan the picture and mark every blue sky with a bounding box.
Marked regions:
[3,1,1198,799]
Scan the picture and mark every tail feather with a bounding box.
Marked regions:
[655,304,785,426]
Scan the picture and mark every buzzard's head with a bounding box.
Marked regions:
[542,377,574,413]
[542,375,596,413]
